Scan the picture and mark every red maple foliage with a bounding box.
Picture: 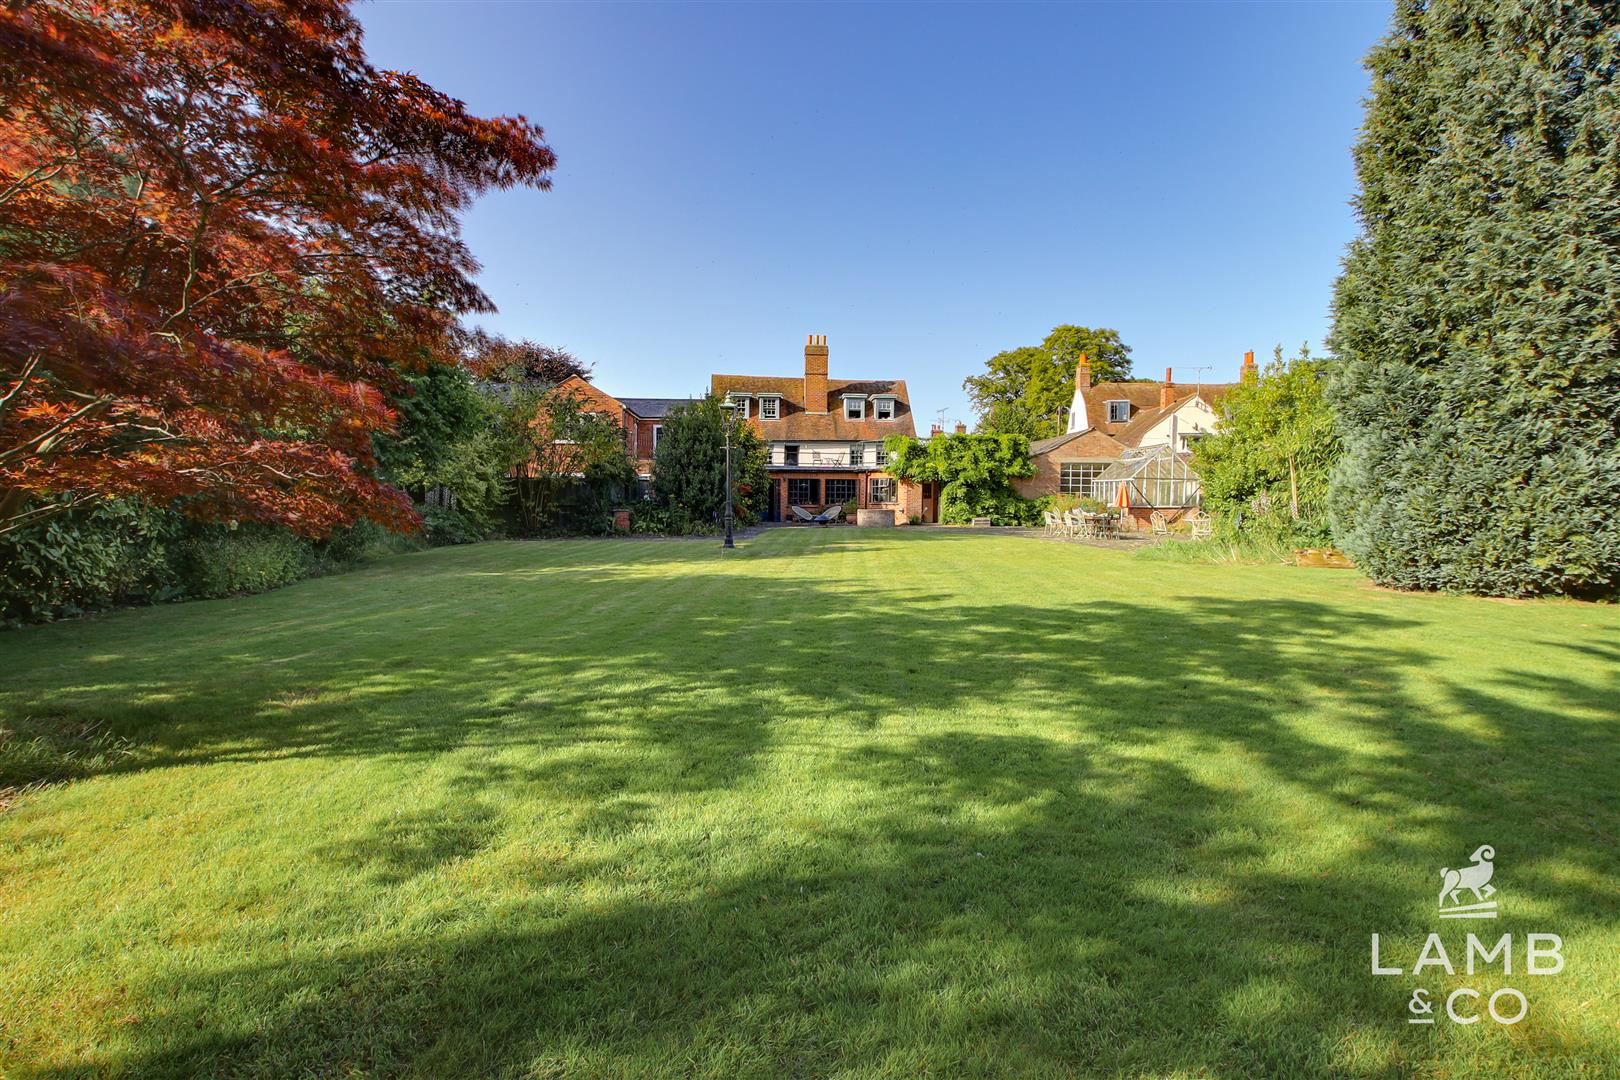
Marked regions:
[0,0,555,535]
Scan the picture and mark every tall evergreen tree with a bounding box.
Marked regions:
[1329,1,1620,596]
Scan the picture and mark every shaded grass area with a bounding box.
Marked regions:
[1,530,1617,1078]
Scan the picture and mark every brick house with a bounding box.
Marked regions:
[711,335,925,524]
[1014,351,1257,523]
[547,375,693,484]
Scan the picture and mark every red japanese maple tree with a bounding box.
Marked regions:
[0,0,555,535]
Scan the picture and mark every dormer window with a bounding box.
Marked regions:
[726,393,751,420]
[758,394,780,420]
[1106,400,1131,424]
[842,394,867,421]
[873,396,896,421]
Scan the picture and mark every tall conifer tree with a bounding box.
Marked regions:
[1329,0,1620,596]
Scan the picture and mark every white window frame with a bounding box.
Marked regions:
[727,394,750,420]
[849,443,864,467]
[873,396,896,421]
[843,396,866,421]
[1106,400,1131,424]
[1059,462,1105,496]
[869,477,896,504]
[874,443,888,467]
[652,424,664,450]
[759,395,780,420]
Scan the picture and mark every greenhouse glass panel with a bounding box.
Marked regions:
[1092,445,1203,508]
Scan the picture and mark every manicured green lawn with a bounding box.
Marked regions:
[2,529,1616,1078]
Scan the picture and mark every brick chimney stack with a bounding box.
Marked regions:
[1160,367,1175,408]
[954,420,967,434]
[803,334,828,413]
[1076,353,1092,390]
[1241,349,1257,384]
[930,422,944,437]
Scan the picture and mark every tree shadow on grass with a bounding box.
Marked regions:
[7,537,1619,1076]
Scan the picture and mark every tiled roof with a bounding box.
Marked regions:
[711,374,917,441]
[1029,428,1127,460]
[1082,381,1235,442]
[617,397,694,419]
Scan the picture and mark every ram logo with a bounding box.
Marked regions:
[1438,844,1498,919]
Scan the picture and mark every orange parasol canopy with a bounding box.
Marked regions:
[1115,483,1130,509]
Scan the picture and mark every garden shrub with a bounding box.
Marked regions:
[630,505,719,536]
[0,500,184,624]
[939,482,1042,527]
[419,504,484,545]
[178,527,313,599]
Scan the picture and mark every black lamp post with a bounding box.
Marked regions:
[719,399,737,549]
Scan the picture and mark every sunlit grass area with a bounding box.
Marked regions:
[2,529,1617,1078]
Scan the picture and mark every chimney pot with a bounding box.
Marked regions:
[1241,349,1258,384]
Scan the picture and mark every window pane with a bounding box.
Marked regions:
[784,445,798,465]
[869,478,896,504]
[761,398,778,419]
[825,479,856,504]
[849,444,863,467]
[875,399,894,420]
[1059,462,1105,496]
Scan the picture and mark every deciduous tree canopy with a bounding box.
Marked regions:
[1192,345,1337,546]
[0,0,556,536]
[963,326,1132,439]
[885,432,1037,525]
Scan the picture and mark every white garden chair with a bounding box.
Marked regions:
[1150,511,1169,536]
[1042,510,1061,537]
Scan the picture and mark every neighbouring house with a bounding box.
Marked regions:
[546,376,694,488]
[712,335,925,524]
[1014,351,1258,523]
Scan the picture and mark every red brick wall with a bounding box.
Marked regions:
[1013,430,1125,500]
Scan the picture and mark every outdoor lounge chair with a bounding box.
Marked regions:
[812,505,845,525]
[789,505,816,523]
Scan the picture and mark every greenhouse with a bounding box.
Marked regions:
[1091,444,1202,509]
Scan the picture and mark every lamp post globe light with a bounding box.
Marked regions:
[719,399,737,549]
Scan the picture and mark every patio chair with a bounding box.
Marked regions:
[1063,509,1087,538]
[1042,510,1061,537]
[788,505,816,523]
[1150,511,1169,536]
[1189,512,1213,540]
[812,505,845,525]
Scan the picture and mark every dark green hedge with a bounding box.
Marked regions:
[1,502,424,625]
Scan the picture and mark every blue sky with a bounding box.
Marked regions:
[358,1,1391,427]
